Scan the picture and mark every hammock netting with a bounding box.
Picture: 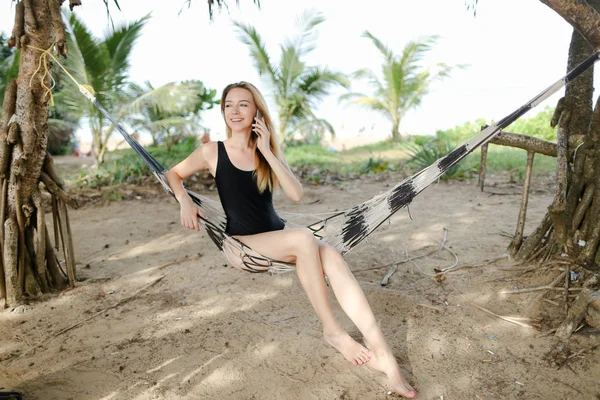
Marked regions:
[74,50,600,273]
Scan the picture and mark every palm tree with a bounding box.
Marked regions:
[234,10,349,144]
[341,32,453,140]
[127,80,218,151]
[59,11,150,164]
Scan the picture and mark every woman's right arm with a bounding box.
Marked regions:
[166,142,217,231]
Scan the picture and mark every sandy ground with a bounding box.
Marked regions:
[0,160,599,400]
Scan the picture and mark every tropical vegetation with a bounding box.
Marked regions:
[234,10,349,144]
[341,32,454,140]
[58,12,150,163]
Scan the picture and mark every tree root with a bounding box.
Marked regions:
[15,182,26,292]
[572,184,594,232]
[22,0,38,31]
[44,225,67,289]
[40,171,78,208]
[32,190,49,292]
[49,0,68,56]
[555,274,600,341]
[42,152,64,189]
[4,216,20,305]
[51,195,59,251]
[8,1,24,48]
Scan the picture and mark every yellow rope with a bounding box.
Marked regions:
[26,43,96,105]
[27,43,57,106]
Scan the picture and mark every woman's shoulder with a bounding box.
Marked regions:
[194,140,218,163]
[201,141,219,154]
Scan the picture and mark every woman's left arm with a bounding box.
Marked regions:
[254,117,303,202]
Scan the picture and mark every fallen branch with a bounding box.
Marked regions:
[543,298,561,306]
[447,280,539,329]
[158,253,202,270]
[501,286,582,294]
[380,264,397,286]
[355,244,437,272]
[566,343,599,360]
[524,271,567,314]
[466,301,539,329]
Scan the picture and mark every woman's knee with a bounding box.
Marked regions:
[319,244,349,273]
[291,228,319,256]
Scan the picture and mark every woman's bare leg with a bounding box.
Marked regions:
[235,228,370,365]
[318,243,416,398]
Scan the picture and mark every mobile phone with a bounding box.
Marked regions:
[253,110,262,138]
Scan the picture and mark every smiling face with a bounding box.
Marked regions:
[223,88,257,134]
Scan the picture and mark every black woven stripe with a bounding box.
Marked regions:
[565,51,600,84]
[342,206,368,246]
[495,105,531,129]
[438,144,468,173]
[388,180,417,213]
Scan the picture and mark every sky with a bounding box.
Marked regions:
[0,0,594,142]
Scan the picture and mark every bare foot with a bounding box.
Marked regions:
[368,350,416,398]
[323,331,371,365]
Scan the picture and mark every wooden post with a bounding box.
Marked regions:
[478,143,488,192]
[509,151,535,255]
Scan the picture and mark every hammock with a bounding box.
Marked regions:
[72,51,600,273]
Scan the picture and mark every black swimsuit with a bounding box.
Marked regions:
[215,141,285,236]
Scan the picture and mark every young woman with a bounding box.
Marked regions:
[165,81,417,398]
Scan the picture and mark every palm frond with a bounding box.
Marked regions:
[298,66,349,105]
[48,118,78,131]
[124,82,198,115]
[65,12,108,93]
[362,30,393,61]
[234,21,276,79]
[104,13,151,87]
[290,9,325,57]
[279,45,305,97]
[344,95,391,119]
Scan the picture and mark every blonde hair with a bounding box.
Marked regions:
[220,81,282,193]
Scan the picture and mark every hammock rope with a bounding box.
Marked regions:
[36,44,600,273]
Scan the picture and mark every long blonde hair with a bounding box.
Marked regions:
[220,82,282,193]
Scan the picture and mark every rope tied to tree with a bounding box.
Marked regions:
[26,43,97,106]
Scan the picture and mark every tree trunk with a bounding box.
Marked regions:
[516,0,600,266]
[279,113,290,144]
[391,117,400,140]
[0,0,76,307]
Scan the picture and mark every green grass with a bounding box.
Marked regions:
[68,136,558,189]
[284,139,556,180]
[462,146,556,178]
[284,140,411,175]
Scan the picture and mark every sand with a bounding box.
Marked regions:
[0,159,599,399]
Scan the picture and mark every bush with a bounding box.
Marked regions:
[75,136,200,187]
[359,156,394,174]
[406,134,474,180]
